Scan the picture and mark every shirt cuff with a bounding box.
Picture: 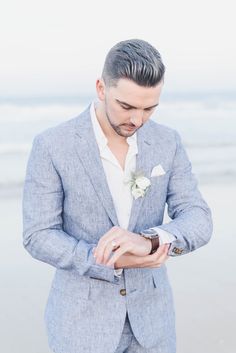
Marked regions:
[150,227,176,245]
[114,268,123,277]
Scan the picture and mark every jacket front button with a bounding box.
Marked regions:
[120,288,126,296]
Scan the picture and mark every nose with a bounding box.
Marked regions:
[130,110,144,127]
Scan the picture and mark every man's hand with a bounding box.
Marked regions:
[93,226,152,265]
[134,243,170,268]
[109,243,170,269]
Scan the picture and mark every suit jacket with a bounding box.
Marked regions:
[22,104,213,353]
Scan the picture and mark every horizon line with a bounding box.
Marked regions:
[0,90,235,104]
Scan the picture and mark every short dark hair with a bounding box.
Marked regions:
[102,39,165,87]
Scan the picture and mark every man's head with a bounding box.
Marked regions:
[96,39,165,138]
[102,39,165,87]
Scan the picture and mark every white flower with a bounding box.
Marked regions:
[126,171,151,200]
[135,176,151,189]
[131,185,146,199]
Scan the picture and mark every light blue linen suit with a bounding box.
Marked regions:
[22,104,213,353]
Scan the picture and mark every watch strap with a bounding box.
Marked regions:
[149,236,160,254]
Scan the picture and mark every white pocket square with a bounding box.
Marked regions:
[151,164,166,177]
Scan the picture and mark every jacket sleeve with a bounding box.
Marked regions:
[22,134,120,284]
[156,130,213,256]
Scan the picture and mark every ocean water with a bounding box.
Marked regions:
[0,94,235,196]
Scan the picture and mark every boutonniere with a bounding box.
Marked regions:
[126,170,151,200]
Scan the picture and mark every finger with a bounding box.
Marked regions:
[150,243,168,259]
[95,227,122,250]
[94,227,117,256]
[106,243,133,267]
[101,239,121,265]
[157,243,169,258]
[130,245,169,268]
[154,254,169,268]
[96,233,126,265]
[102,235,134,264]
[94,227,122,262]
[151,256,169,268]
[140,244,169,268]
[99,226,122,243]
[151,244,170,268]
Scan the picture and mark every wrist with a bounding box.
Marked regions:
[139,229,160,254]
[142,237,152,255]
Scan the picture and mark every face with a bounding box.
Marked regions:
[96,78,163,138]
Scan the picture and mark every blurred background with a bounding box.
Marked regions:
[0,0,235,352]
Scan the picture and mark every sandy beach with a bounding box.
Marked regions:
[0,182,235,353]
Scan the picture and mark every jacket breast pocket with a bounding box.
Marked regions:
[150,169,170,182]
[149,170,170,198]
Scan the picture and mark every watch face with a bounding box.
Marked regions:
[141,229,159,238]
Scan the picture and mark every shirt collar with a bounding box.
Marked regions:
[90,100,138,151]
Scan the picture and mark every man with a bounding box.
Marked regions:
[22,39,213,353]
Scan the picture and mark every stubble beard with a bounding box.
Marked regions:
[105,108,143,138]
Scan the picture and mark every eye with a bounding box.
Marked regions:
[121,105,132,110]
[144,107,155,112]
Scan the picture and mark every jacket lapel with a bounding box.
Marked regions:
[127,125,153,232]
[74,106,119,226]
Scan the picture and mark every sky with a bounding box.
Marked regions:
[0,0,235,97]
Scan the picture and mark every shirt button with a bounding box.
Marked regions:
[120,288,126,296]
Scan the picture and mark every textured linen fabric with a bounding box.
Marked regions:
[115,312,174,353]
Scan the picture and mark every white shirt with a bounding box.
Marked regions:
[90,101,174,277]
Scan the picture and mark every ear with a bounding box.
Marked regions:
[96,78,106,101]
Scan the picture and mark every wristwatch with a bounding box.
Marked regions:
[139,228,160,254]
